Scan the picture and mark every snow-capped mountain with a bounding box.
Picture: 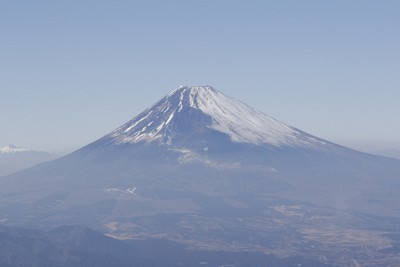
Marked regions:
[1,85,400,266]
[0,144,31,154]
[103,86,328,148]
[0,145,57,176]
[79,86,337,166]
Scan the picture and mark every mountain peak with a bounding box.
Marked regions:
[171,85,216,94]
[0,144,31,154]
[166,85,220,111]
[100,85,328,149]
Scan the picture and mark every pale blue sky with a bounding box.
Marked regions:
[1,1,399,154]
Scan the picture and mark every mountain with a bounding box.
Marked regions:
[372,148,400,160]
[0,145,57,176]
[1,144,32,154]
[1,86,400,266]
[103,85,327,147]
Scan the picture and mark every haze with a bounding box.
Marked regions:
[1,1,399,156]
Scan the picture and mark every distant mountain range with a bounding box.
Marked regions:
[1,86,400,266]
[0,145,57,176]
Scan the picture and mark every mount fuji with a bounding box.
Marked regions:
[71,86,350,169]
[1,86,400,266]
[104,85,327,147]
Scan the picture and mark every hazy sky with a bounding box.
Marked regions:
[1,1,399,154]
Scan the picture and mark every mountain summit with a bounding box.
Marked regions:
[98,86,328,149]
[0,145,56,176]
[0,144,31,154]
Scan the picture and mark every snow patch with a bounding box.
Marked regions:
[1,145,31,154]
[165,111,175,125]
[105,187,137,197]
[124,111,152,133]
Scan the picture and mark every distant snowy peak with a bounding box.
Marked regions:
[0,144,31,154]
[106,86,329,148]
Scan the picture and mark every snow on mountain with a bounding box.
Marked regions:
[105,86,328,148]
[0,145,57,176]
[0,144,31,154]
